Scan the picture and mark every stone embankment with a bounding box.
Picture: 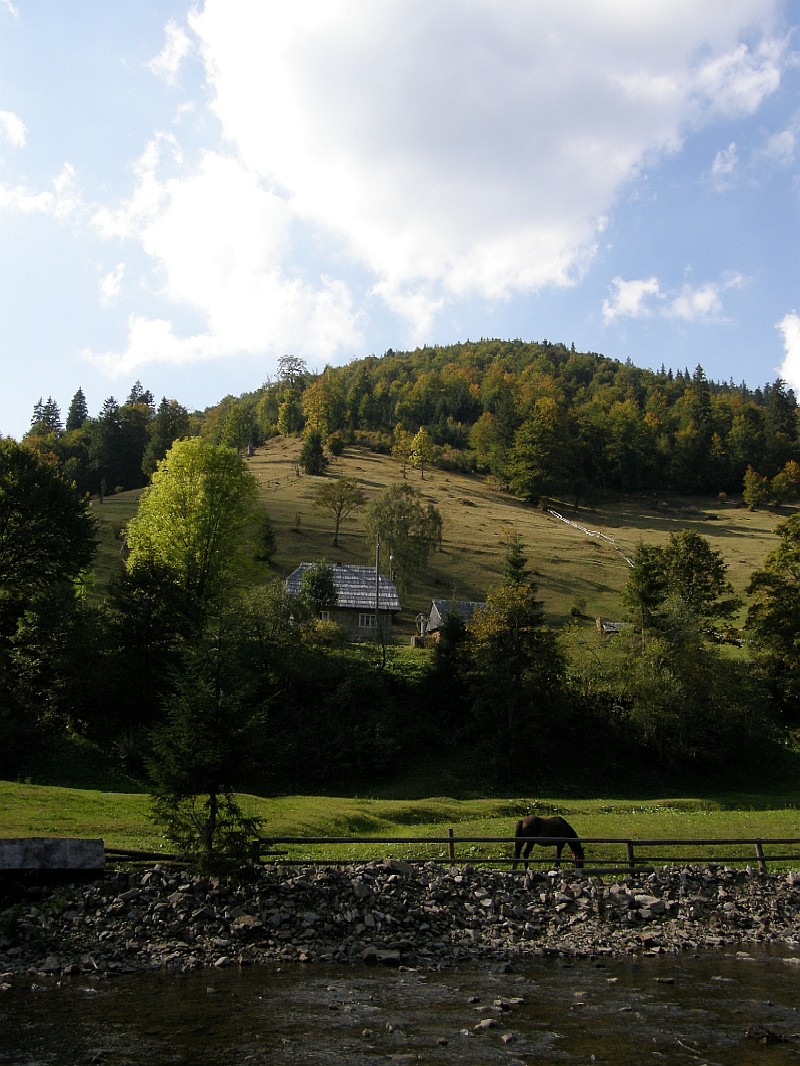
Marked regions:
[2,861,799,980]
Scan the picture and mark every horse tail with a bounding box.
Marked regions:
[512,819,524,863]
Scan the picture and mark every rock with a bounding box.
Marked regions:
[362,946,401,966]
[1,861,799,978]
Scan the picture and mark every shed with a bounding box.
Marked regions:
[285,562,401,641]
[425,599,486,638]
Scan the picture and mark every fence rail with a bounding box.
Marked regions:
[103,835,800,873]
[250,833,800,874]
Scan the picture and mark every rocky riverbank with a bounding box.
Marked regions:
[2,861,800,981]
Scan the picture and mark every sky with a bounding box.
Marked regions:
[1,1,799,441]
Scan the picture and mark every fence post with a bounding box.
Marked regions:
[625,840,636,873]
[754,842,767,875]
[448,828,455,863]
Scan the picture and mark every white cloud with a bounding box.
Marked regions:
[86,143,364,371]
[100,263,126,306]
[777,312,800,391]
[710,141,739,188]
[604,272,747,324]
[694,37,784,119]
[756,124,798,168]
[603,277,662,323]
[147,19,192,87]
[668,282,725,320]
[667,273,747,321]
[77,2,788,369]
[0,109,26,147]
[0,162,79,218]
[182,0,787,336]
[0,1,19,17]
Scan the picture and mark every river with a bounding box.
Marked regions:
[2,944,799,1064]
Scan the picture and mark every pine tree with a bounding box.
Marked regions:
[66,388,89,431]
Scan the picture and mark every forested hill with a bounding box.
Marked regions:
[22,339,800,506]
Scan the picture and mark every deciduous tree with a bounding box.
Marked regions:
[746,512,800,721]
[0,440,96,634]
[299,561,338,615]
[313,477,366,546]
[125,438,257,631]
[410,426,436,479]
[365,483,443,592]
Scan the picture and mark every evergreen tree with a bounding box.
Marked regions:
[503,530,531,585]
[299,428,328,475]
[148,643,263,866]
[66,388,89,431]
[142,398,191,479]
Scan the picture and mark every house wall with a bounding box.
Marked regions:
[329,607,394,642]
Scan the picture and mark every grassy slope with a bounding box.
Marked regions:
[92,437,794,638]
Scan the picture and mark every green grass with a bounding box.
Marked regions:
[2,783,797,870]
[89,490,142,593]
[93,438,794,635]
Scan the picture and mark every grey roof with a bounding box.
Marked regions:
[285,563,401,611]
[428,599,486,631]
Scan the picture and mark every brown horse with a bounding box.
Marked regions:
[511,815,585,870]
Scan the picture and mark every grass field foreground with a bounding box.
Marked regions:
[3,782,798,871]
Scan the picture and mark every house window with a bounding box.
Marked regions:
[319,610,331,622]
[359,612,376,629]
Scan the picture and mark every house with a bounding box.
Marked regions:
[285,562,402,641]
[424,599,486,639]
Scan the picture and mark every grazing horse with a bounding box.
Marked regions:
[511,815,585,870]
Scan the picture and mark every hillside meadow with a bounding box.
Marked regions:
[91,436,793,639]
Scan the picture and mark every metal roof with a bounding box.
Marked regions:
[428,599,486,630]
[285,563,402,611]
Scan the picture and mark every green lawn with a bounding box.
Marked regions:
[3,782,798,870]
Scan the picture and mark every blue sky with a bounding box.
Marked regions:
[1,1,799,441]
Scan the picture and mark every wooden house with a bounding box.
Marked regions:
[285,562,402,641]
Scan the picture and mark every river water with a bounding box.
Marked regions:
[2,945,799,1065]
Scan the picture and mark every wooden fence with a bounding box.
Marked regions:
[104,834,800,873]
[252,833,800,875]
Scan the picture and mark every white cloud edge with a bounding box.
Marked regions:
[777,312,800,391]
[0,109,26,148]
[603,272,748,325]
[146,19,193,87]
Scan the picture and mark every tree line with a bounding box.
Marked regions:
[19,342,800,508]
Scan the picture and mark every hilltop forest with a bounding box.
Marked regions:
[3,339,800,825]
[21,340,800,506]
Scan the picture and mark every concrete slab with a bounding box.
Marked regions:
[0,837,105,873]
